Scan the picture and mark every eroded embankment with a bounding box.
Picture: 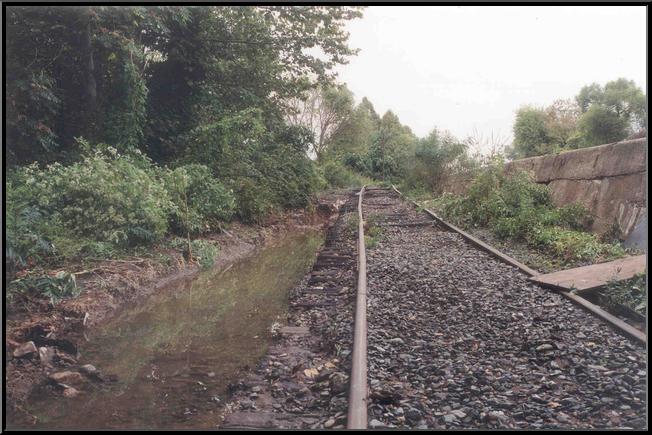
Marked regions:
[5,192,342,428]
[363,188,646,429]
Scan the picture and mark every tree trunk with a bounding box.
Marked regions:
[81,8,97,138]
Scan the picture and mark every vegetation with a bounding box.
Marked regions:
[4,5,643,304]
[5,5,363,301]
[428,160,626,267]
[364,213,383,249]
[602,272,647,316]
[509,78,646,158]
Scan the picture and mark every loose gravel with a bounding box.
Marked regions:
[364,188,647,429]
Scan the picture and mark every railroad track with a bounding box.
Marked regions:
[346,186,646,429]
[223,186,646,429]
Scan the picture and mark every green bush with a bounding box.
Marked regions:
[320,159,370,188]
[190,239,220,269]
[163,164,235,235]
[10,271,81,304]
[5,146,172,271]
[431,162,625,266]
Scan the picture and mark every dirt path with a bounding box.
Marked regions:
[363,188,646,429]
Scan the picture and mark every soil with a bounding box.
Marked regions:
[4,191,343,425]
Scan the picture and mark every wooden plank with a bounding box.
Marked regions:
[279,326,310,336]
[529,255,646,292]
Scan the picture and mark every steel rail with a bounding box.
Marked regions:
[347,186,368,429]
[391,185,646,345]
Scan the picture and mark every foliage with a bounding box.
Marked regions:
[5,146,172,273]
[286,84,355,160]
[405,129,469,193]
[603,273,647,315]
[6,6,362,165]
[10,271,81,304]
[431,162,626,266]
[577,105,629,146]
[510,78,646,159]
[320,159,370,189]
[163,164,235,235]
[511,106,556,158]
[364,213,383,249]
[190,239,220,269]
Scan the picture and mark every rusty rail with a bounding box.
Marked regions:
[391,185,646,345]
[347,186,368,429]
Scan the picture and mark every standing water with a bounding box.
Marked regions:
[21,230,323,429]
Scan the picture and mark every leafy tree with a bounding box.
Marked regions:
[327,96,380,157]
[575,78,646,146]
[408,129,468,192]
[511,106,554,158]
[367,111,417,180]
[577,105,630,146]
[286,84,355,160]
[544,99,581,148]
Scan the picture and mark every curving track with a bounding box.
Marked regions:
[360,187,646,429]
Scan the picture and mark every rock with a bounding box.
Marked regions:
[536,344,554,353]
[79,364,98,375]
[324,418,336,428]
[49,371,85,386]
[38,346,55,365]
[329,373,348,394]
[239,399,254,410]
[405,408,422,422]
[369,419,386,429]
[13,341,37,358]
[62,386,80,398]
[443,414,458,423]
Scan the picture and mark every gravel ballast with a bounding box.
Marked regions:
[363,188,647,429]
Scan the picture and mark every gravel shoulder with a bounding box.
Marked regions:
[364,188,647,429]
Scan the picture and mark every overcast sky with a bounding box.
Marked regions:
[335,6,647,152]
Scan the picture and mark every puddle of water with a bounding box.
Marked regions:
[21,230,323,429]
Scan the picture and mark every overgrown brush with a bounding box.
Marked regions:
[430,160,626,266]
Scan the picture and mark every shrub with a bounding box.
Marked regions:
[431,162,625,267]
[163,164,235,235]
[5,146,172,271]
[320,159,370,188]
[190,239,220,270]
[233,178,276,224]
[10,271,81,304]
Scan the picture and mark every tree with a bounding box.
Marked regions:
[286,84,354,160]
[5,5,364,166]
[326,96,380,157]
[575,78,646,146]
[544,99,581,148]
[410,129,468,192]
[511,106,554,158]
[367,111,416,180]
[577,105,629,146]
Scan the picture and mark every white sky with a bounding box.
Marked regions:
[335,6,647,152]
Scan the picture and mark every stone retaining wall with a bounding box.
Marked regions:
[505,138,647,238]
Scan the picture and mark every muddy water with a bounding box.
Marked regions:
[24,230,323,429]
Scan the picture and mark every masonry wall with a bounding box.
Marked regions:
[504,138,647,238]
